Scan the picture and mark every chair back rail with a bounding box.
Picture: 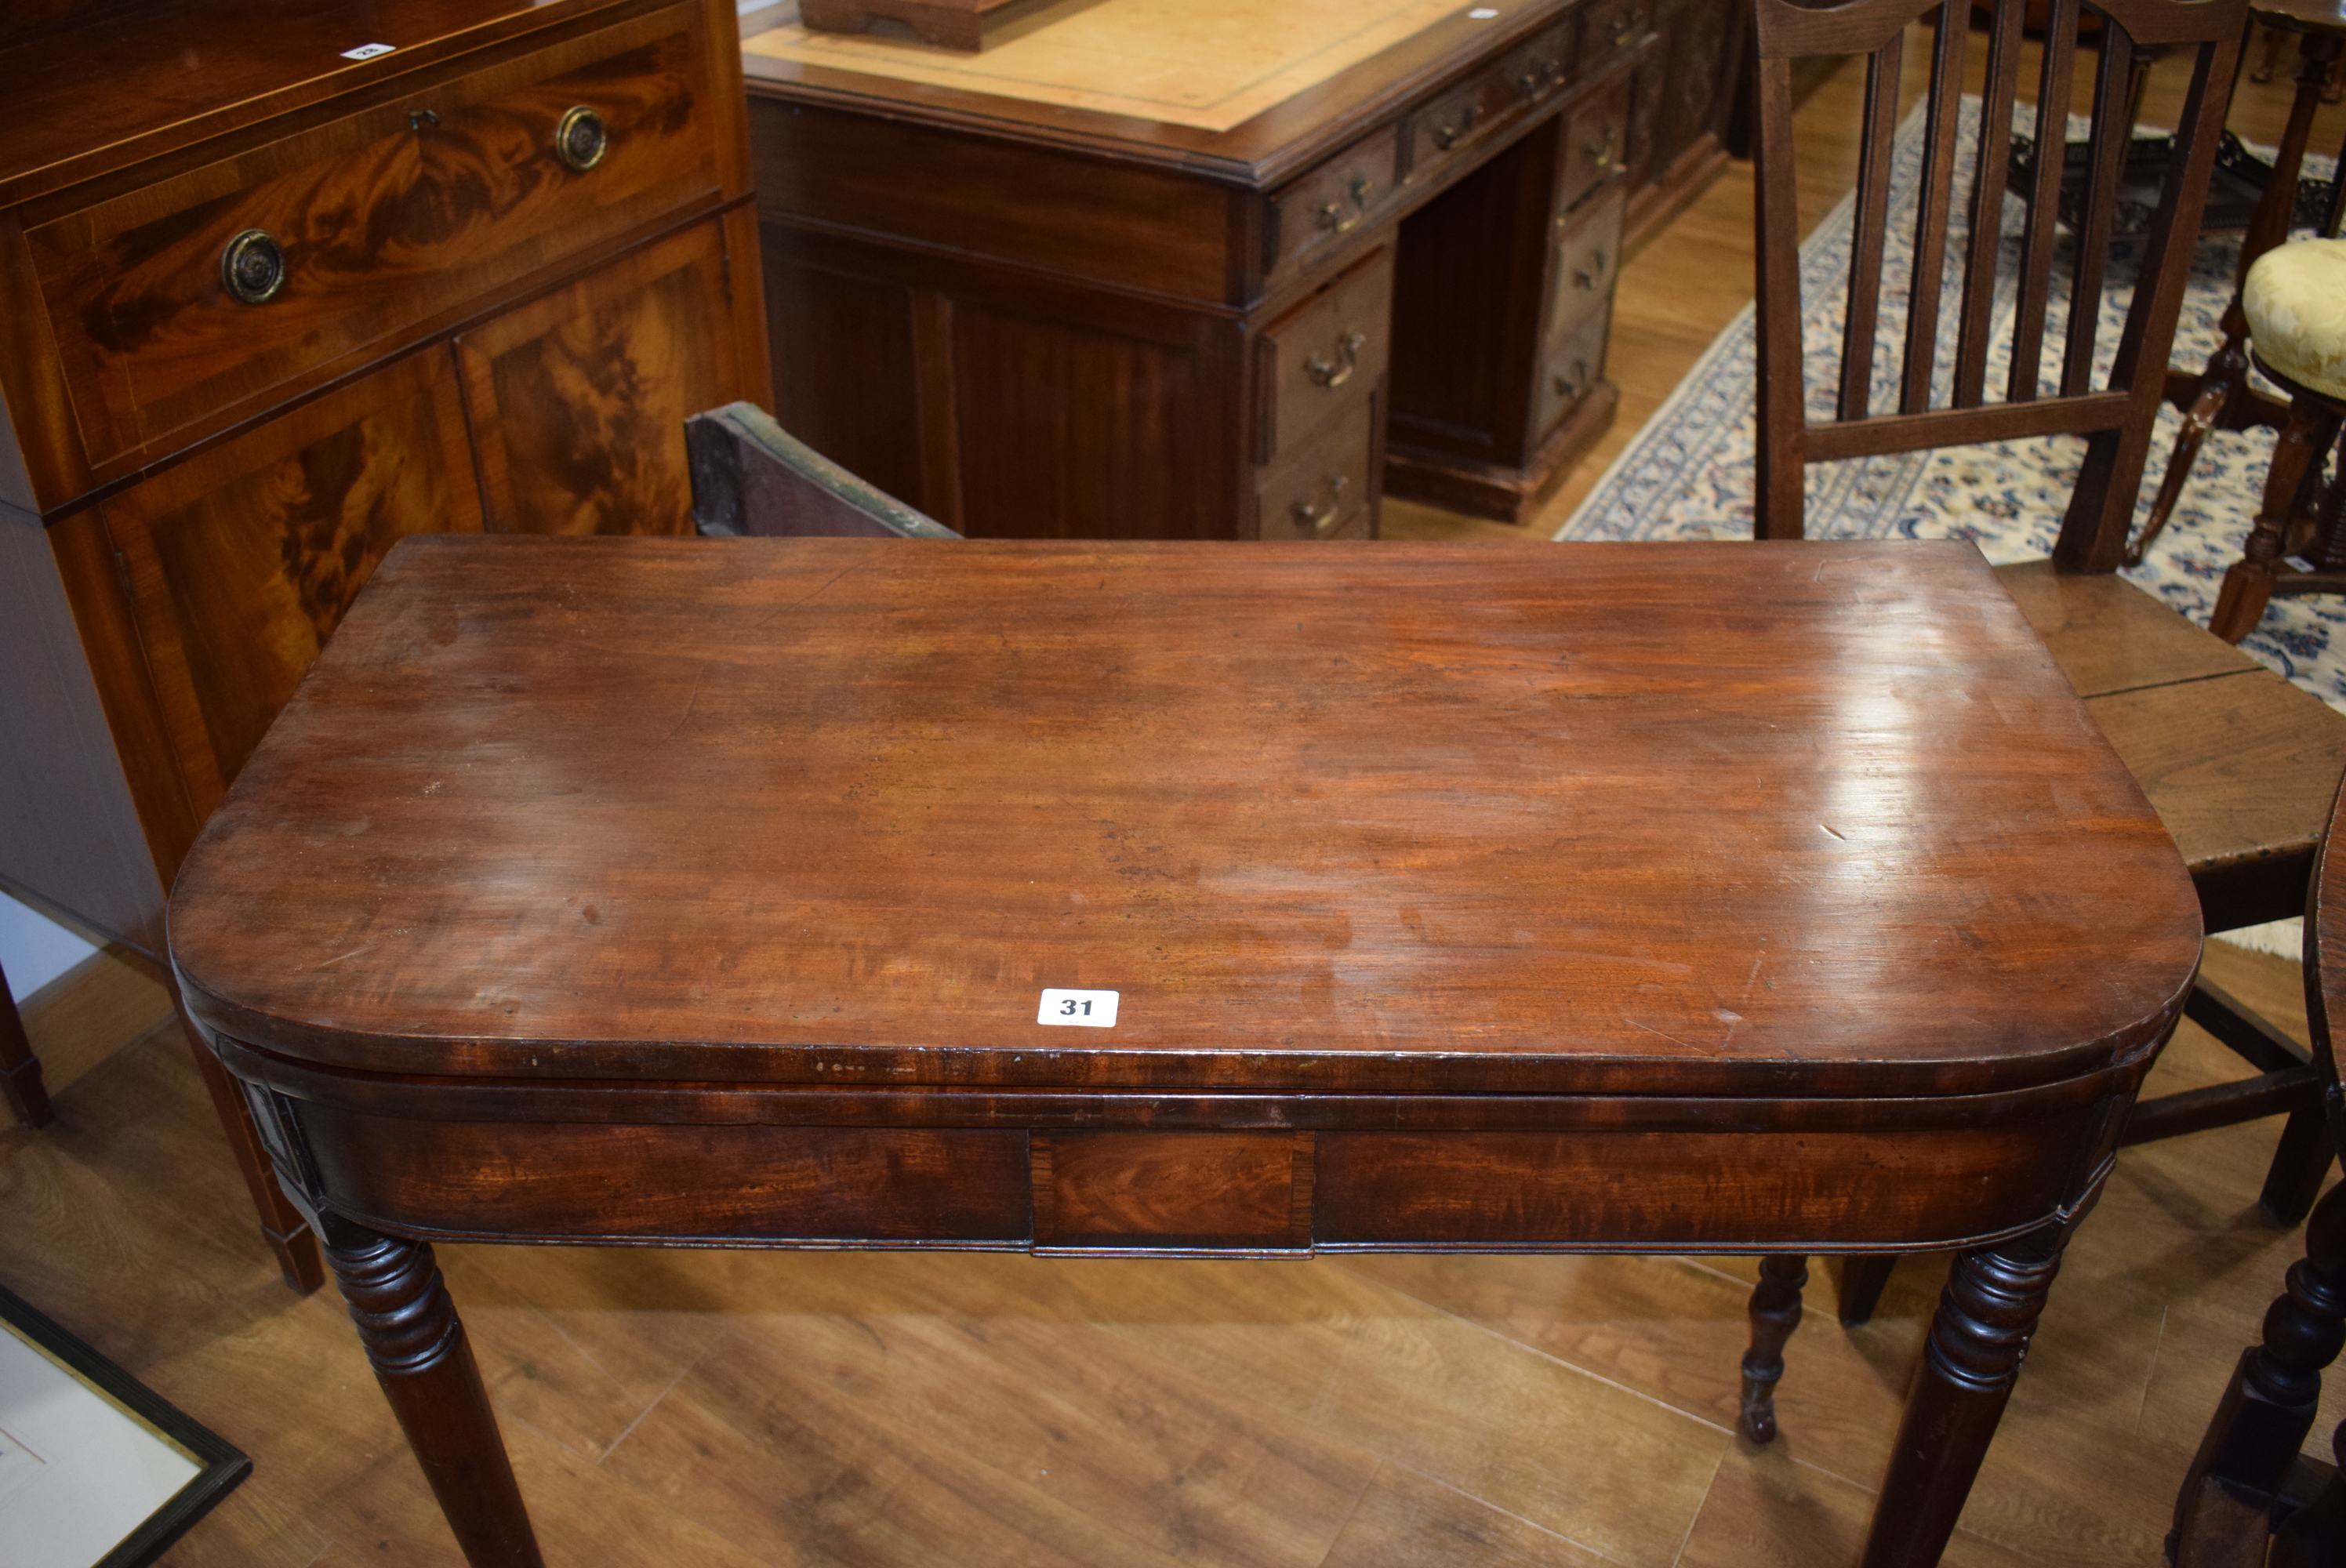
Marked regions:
[1751,0,2246,568]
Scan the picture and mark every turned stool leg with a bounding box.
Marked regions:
[2215,394,2341,643]
[2173,1178,2346,1563]
[1859,1221,2072,1568]
[320,1214,545,1567]
[1738,1254,1808,1443]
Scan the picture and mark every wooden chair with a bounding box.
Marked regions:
[1737,0,2346,1446]
[1750,0,2246,570]
[685,402,961,540]
[2169,775,2346,1566]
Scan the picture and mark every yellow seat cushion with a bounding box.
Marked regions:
[2245,237,2346,402]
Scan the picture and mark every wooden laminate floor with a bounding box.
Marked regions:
[1,939,2338,1566]
[1388,28,2346,544]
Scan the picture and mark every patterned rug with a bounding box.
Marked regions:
[1559,97,2345,710]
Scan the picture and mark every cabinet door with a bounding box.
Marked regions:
[456,219,743,535]
[100,347,482,835]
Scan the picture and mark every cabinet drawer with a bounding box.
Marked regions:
[1256,249,1392,463]
[1267,128,1400,280]
[1556,78,1632,215]
[1257,404,1375,541]
[1545,193,1623,347]
[1533,307,1609,441]
[29,1,721,468]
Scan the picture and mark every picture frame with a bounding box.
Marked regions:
[0,1279,250,1568]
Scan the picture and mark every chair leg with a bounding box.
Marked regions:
[1838,1254,1899,1327]
[2215,393,2342,642]
[2260,1104,2337,1227]
[1738,1254,1808,1443]
[0,968,53,1130]
[2173,1178,2346,1558]
[2271,1421,2346,1567]
[2132,371,2236,565]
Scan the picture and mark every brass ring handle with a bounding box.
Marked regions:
[220,228,287,306]
[1552,358,1591,400]
[1290,472,1350,535]
[1585,128,1620,167]
[1349,175,1376,209]
[1308,330,1367,389]
[554,105,608,172]
[1316,201,1360,235]
[1574,249,1607,289]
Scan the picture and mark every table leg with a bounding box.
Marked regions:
[0,965,53,1129]
[1738,1254,1808,1443]
[1859,1221,2071,1567]
[319,1214,546,1568]
[183,1026,325,1294]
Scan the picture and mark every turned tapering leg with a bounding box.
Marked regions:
[1859,1222,2071,1568]
[2173,1179,2346,1563]
[1738,1254,1808,1443]
[319,1214,545,1568]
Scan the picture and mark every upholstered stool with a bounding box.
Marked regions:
[2210,238,2346,643]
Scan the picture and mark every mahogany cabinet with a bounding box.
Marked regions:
[0,0,774,961]
[743,0,1673,534]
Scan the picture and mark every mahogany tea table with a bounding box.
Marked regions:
[168,535,2203,1567]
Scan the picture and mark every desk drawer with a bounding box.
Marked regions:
[1556,78,1632,215]
[1267,127,1399,281]
[1545,191,1622,347]
[1405,16,1574,183]
[1583,0,1657,66]
[1255,401,1376,541]
[29,2,721,467]
[1256,248,1391,463]
[1534,306,1609,441]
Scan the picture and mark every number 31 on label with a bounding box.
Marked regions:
[1037,988,1119,1027]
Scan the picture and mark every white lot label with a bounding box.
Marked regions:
[1037,988,1119,1027]
[341,42,396,59]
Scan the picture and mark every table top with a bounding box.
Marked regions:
[169,536,2199,1105]
[739,0,1568,178]
[748,0,1466,132]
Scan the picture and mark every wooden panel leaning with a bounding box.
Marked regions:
[2170,774,2346,1566]
[685,402,961,539]
[1749,0,2247,569]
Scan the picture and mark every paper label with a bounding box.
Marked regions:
[341,42,396,60]
[1037,989,1119,1027]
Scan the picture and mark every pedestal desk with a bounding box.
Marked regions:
[172,535,2200,1566]
[739,0,1741,534]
